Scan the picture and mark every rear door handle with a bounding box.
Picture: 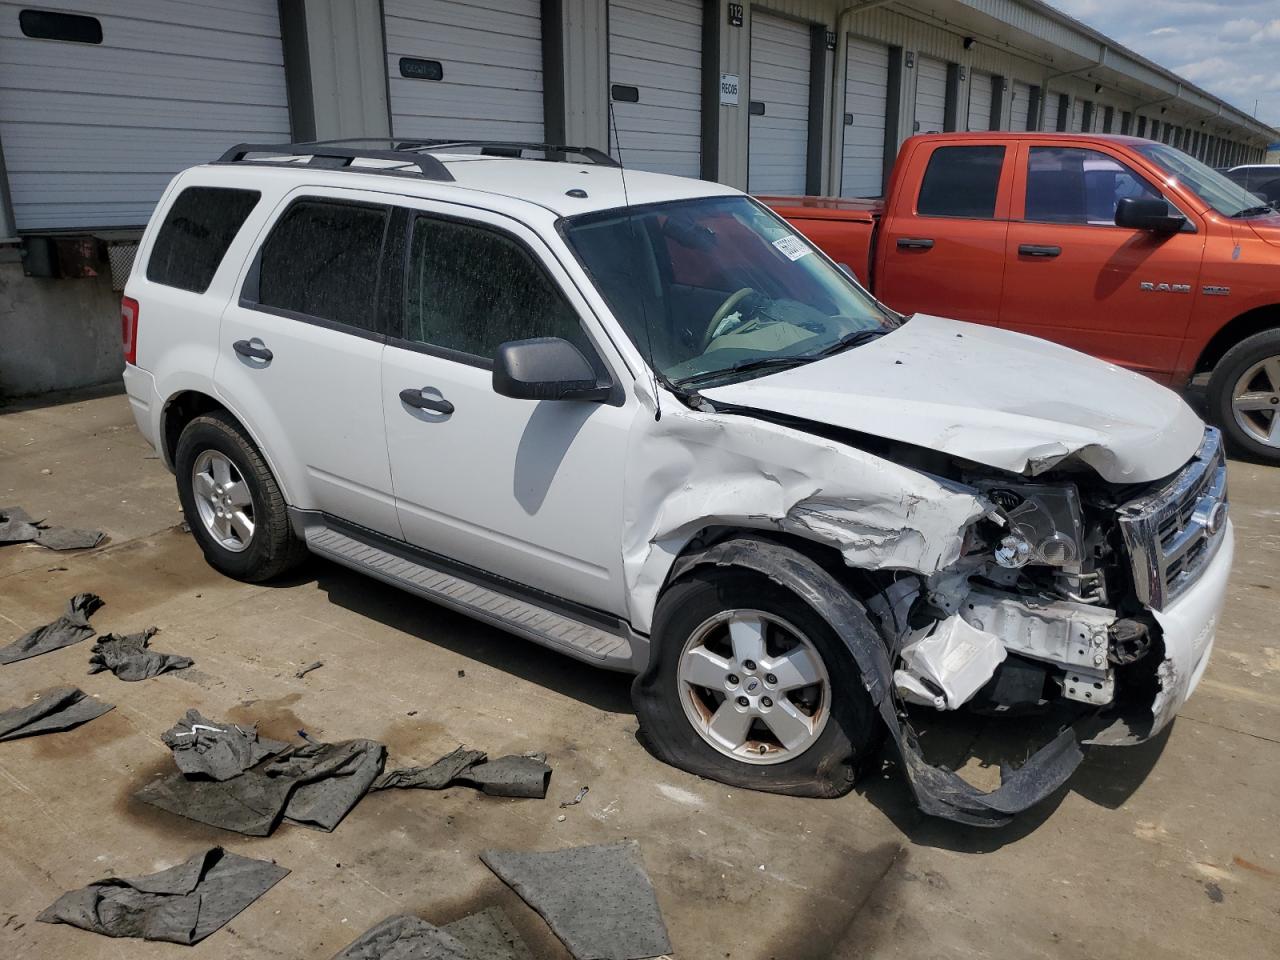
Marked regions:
[896,237,935,250]
[1018,244,1062,258]
[399,387,454,415]
[233,338,273,362]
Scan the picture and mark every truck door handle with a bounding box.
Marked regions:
[1018,244,1062,258]
[233,338,273,362]
[896,237,934,250]
[399,387,454,415]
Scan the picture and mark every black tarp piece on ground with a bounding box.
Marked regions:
[37,846,288,945]
[0,593,104,664]
[374,748,551,799]
[88,627,194,681]
[161,709,288,781]
[332,909,534,960]
[0,687,114,741]
[0,505,104,551]
[480,841,672,960]
[136,738,385,835]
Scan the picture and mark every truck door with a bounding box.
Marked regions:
[999,142,1205,381]
[875,140,1013,326]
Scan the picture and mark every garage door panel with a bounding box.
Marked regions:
[0,63,290,108]
[841,36,887,198]
[1011,81,1032,130]
[968,72,992,131]
[748,12,811,195]
[914,56,947,134]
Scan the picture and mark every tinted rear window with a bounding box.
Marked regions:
[917,145,1005,219]
[256,199,388,332]
[146,186,260,293]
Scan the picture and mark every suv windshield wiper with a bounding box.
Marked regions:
[675,354,812,388]
[1231,204,1275,218]
[806,328,888,359]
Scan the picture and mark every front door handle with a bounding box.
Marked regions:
[399,387,454,415]
[896,237,935,250]
[1018,244,1062,258]
[233,338,273,362]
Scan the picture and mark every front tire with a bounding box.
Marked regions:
[632,568,882,798]
[1208,328,1280,463]
[175,412,306,582]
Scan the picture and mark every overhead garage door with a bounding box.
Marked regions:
[841,36,888,197]
[967,71,993,131]
[1069,98,1084,132]
[747,12,811,195]
[1011,81,1032,130]
[384,0,543,142]
[0,0,289,230]
[609,0,702,177]
[1042,90,1060,132]
[913,55,947,134]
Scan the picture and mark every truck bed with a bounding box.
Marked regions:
[759,195,882,287]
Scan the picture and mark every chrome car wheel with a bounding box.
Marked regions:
[677,609,831,765]
[191,450,255,552]
[1231,356,1280,448]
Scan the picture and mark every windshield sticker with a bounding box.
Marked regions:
[772,236,810,261]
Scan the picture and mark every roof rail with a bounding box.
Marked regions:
[216,141,455,182]
[396,140,620,167]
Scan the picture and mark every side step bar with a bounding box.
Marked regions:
[300,520,636,670]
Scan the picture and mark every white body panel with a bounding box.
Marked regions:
[913,56,947,134]
[841,37,889,198]
[967,72,993,132]
[608,0,703,178]
[747,12,811,195]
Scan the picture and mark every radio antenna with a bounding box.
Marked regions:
[608,101,663,422]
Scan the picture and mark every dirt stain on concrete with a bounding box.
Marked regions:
[28,705,129,761]
[227,693,309,743]
[115,752,233,847]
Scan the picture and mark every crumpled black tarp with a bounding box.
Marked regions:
[0,687,114,741]
[481,841,672,960]
[136,737,385,835]
[332,909,533,960]
[88,627,194,681]
[0,593,104,664]
[37,846,288,944]
[0,505,104,551]
[161,709,288,781]
[374,747,551,799]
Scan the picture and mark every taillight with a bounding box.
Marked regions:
[121,296,139,365]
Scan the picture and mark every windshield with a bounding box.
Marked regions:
[561,195,896,388]
[1136,143,1271,217]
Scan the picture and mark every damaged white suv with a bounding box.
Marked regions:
[122,140,1233,826]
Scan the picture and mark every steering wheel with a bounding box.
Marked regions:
[701,287,756,351]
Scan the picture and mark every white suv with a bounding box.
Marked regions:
[122,140,1233,826]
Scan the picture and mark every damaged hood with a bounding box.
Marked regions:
[701,314,1204,484]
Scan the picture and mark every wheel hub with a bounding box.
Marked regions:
[1230,356,1280,448]
[191,450,255,553]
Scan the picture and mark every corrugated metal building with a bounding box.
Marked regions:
[1,0,1277,394]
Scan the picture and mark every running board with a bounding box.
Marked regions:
[301,521,635,670]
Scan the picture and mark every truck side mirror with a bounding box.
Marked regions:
[492,337,612,402]
[1115,197,1187,233]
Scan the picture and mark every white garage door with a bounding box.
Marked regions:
[914,55,947,134]
[1069,98,1084,132]
[1011,81,1032,131]
[748,12,811,195]
[384,0,543,142]
[967,71,993,131]
[841,37,888,197]
[0,0,289,230]
[609,0,701,177]
[1043,91,1060,131]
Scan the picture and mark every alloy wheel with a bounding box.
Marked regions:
[1231,356,1280,448]
[191,450,255,552]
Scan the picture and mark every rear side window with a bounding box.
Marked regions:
[146,186,260,293]
[917,145,1005,219]
[256,199,389,332]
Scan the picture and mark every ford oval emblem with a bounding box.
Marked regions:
[1206,502,1228,536]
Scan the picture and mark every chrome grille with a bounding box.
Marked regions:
[1117,428,1228,611]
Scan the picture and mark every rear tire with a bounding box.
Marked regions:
[175,412,307,582]
[1208,328,1280,463]
[632,568,882,798]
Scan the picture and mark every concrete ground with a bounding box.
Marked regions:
[1,389,1278,960]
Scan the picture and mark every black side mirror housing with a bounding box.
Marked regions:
[1115,197,1187,233]
[492,337,612,402]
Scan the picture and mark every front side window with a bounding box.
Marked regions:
[403,216,583,361]
[917,145,1006,219]
[147,186,260,293]
[1136,143,1270,217]
[257,199,388,331]
[562,195,895,388]
[1025,147,1163,225]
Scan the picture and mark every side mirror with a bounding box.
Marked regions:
[1115,197,1187,233]
[493,337,612,402]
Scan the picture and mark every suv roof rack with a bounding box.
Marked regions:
[396,140,620,167]
[216,141,455,182]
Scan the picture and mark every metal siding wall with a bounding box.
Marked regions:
[0,0,290,230]
[304,0,390,140]
[562,0,608,149]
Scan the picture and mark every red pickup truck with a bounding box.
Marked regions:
[766,133,1280,463]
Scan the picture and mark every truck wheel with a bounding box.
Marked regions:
[1208,328,1280,463]
[175,412,307,582]
[632,568,882,798]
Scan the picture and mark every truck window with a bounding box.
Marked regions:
[916,145,1005,219]
[146,186,260,294]
[255,199,388,332]
[1025,147,1162,225]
